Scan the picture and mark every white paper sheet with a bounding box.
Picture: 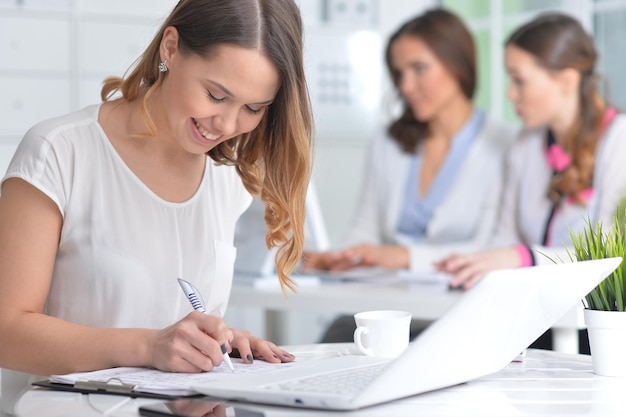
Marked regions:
[49,359,299,396]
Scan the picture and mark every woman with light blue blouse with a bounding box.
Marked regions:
[304,9,516,275]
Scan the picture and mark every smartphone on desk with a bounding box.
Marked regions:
[139,398,264,417]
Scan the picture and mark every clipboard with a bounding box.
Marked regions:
[32,378,203,399]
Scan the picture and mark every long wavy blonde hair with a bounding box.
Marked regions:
[101,0,313,293]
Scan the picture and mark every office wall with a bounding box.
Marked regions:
[0,0,175,183]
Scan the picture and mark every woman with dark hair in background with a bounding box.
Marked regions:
[305,9,514,278]
[437,13,626,352]
[304,8,515,341]
[0,0,312,413]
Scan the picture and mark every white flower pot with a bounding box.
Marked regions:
[584,309,626,377]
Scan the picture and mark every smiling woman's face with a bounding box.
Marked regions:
[159,29,280,155]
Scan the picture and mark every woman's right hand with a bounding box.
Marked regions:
[434,247,522,289]
[149,311,234,373]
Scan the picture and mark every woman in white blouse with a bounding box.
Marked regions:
[0,0,312,413]
[438,13,626,290]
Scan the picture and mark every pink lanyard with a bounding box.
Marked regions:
[541,107,617,246]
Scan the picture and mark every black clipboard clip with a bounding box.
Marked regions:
[73,377,138,394]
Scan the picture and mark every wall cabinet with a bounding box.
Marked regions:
[0,0,175,160]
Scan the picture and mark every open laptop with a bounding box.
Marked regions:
[194,257,621,410]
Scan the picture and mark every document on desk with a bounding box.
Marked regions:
[48,359,298,396]
[314,267,452,285]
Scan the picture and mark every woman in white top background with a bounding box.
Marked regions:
[303,9,516,275]
[0,0,312,413]
[438,12,626,290]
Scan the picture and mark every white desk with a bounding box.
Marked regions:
[13,344,626,417]
[230,278,584,353]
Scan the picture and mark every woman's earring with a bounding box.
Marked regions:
[158,59,168,73]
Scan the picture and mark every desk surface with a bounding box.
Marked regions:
[232,277,462,320]
[230,277,585,354]
[13,344,626,417]
[230,277,584,337]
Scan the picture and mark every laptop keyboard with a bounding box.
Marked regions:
[263,362,389,395]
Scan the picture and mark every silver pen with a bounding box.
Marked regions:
[177,278,235,372]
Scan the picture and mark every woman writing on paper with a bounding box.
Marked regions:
[304,9,515,274]
[0,0,311,413]
[437,13,626,290]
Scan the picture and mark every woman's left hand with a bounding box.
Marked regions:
[229,328,295,364]
[435,247,521,289]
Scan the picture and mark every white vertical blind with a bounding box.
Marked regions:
[594,1,626,110]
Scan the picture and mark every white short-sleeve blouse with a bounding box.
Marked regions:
[1,104,252,413]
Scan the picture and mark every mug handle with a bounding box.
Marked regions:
[353,326,373,356]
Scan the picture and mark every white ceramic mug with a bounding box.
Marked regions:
[353,310,412,358]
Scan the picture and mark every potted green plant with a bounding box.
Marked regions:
[568,214,626,376]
